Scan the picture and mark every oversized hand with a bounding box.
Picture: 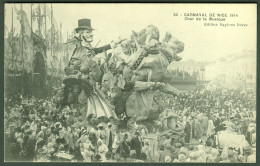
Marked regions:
[111,37,127,48]
[154,82,165,90]
[115,37,127,45]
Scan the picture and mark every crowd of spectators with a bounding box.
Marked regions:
[165,69,198,82]
[4,88,256,162]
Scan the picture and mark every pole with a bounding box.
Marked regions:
[245,64,247,90]
[11,7,16,94]
[31,4,34,96]
[60,22,62,44]
[44,4,47,40]
[11,7,13,73]
[60,22,62,83]
[60,57,62,82]
[20,4,24,95]
[51,4,54,87]
[37,4,41,37]
[51,4,53,57]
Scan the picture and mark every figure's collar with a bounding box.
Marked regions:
[81,41,92,48]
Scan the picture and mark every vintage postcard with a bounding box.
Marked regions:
[4,3,256,163]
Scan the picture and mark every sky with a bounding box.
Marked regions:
[5,3,257,61]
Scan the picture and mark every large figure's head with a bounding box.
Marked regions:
[132,24,160,46]
[75,18,95,42]
[120,40,132,56]
[78,29,94,42]
[161,32,184,62]
[163,32,184,54]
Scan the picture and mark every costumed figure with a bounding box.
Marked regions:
[55,18,124,120]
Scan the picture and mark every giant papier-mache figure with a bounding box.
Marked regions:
[55,19,184,129]
[55,18,122,119]
[104,25,184,129]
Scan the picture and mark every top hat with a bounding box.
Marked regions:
[75,18,94,33]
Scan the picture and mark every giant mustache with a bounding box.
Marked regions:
[82,35,93,42]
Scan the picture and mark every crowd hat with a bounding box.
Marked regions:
[75,18,95,33]
[82,129,88,135]
[54,122,63,129]
[165,112,179,119]
[97,122,105,128]
[134,131,140,136]
[107,122,112,127]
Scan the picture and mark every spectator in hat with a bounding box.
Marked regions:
[66,127,75,151]
[97,123,106,144]
[66,111,74,127]
[213,114,221,133]
[163,134,172,147]
[142,139,153,161]
[36,126,47,143]
[184,118,191,143]
[105,122,113,151]
[112,131,120,159]
[118,134,131,159]
[130,131,142,159]
[30,118,39,132]
[97,139,108,161]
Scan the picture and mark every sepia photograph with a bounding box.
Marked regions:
[3,3,257,163]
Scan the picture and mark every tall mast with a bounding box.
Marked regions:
[31,4,34,87]
[37,4,41,37]
[51,4,53,57]
[51,4,56,86]
[60,56,62,80]
[11,7,13,71]
[60,22,62,80]
[60,22,62,44]
[44,4,47,40]
[11,6,17,91]
[20,4,24,95]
